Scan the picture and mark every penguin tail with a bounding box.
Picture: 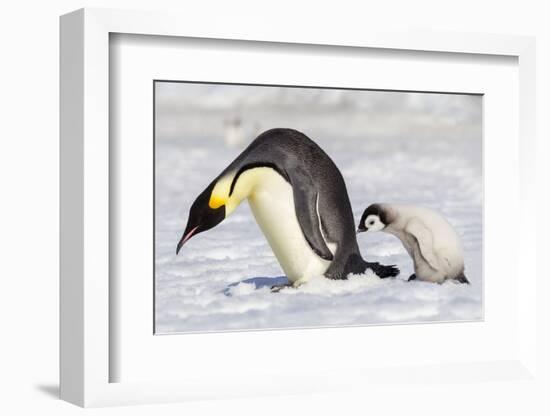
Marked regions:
[454,271,470,284]
[366,262,400,279]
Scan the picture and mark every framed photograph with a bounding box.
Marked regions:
[60,8,537,407]
[153,81,482,334]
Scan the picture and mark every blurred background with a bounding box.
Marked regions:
[155,82,482,333]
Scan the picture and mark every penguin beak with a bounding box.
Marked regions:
[356,227,366,234]
[176,225,199,254]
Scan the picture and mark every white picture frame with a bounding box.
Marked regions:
[60,8,537,407]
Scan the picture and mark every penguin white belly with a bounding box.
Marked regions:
[245,170,334,285]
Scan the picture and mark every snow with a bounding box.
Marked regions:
[154,83,483,334]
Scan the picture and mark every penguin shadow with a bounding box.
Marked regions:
[223,276,288,296]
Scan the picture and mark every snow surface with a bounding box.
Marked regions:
[154,84,483,333]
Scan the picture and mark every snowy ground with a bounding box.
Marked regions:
[154,84,483,333]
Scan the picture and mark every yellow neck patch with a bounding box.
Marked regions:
[208,167,277,217]
[208,173,234,210]
[208,194,226,209]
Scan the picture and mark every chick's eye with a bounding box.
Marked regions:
[369,220,375,225]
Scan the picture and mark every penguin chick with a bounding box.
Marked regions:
[357,204,469,284]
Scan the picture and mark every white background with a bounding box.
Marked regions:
[0,1,548,415]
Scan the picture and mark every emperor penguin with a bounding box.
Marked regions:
[176,128,399,289]
[357,203,469,284]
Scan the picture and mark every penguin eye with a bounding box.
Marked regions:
[369,220,375,225]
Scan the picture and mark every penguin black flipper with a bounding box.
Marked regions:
[287,166,334,262]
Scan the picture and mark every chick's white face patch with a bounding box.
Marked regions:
[364,214,385,232]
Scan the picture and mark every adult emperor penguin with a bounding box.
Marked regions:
[357,203,469,284]
[176,128,399,289]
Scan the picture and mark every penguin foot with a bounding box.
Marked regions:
[270,283,293,293]
[408,274,417,281]
[366,262,400,278]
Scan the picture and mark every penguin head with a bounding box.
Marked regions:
[176,182,226,254]
[357,204,388,234]
[176,172,248,254]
